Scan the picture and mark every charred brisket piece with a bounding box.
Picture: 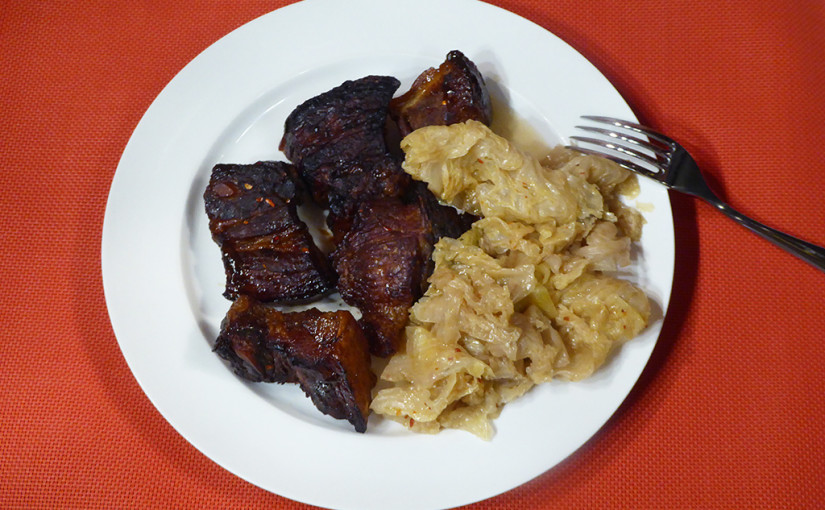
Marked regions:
[212,295,297,383]
[204,161,335,303]
[214,296,374,433]
[407,181,477,242]
[390,50,492,137]
[279,76,410,239]
[333,198,447,357]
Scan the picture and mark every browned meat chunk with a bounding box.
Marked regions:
[214,296,374,432]
[333,198,430,357]
[212,295,297,384]
[390,50,492,137]
[204,161,335,303]
[279,76,411,239]
[333,196,473,357]
[407,181,477,242]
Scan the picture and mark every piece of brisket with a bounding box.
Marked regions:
[204,161,336,303]
[279,75,411,240]
[390,50,492,137]
[333,196,475,357]
[214,295,374,433]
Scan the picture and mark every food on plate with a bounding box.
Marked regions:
[279,75,411,240]
[277,52,486,358]
[370,121,649,439]
[333,198,433,357]
[207,53,490,432]
[205,50,648,436]
[333,196,473,357]
[203,161,335,303]
[390,50,492,137]
[214,295,374,432]
[408,181,479,243]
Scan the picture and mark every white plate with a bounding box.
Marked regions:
[102,1,674,509]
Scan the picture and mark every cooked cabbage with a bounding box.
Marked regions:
[371,120,650,439]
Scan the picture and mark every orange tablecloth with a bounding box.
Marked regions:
[3,1,824,508]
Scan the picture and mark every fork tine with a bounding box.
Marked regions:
[581,115,677,147]
[565,145,664,180]
[569,134,666,168]
[574,125,671,159]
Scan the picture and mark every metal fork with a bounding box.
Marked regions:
[570,115,825,272]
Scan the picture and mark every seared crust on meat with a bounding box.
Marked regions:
[204,161,336,303]
[407,181,477,241]
[333,196,473,357]
[212,295,297,383]
[390,50,492,137]
[279,76,410,239]
[214,296,374,432]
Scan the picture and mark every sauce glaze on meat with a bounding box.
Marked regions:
[333,198,433,357]
[279,75,411,239]
[389,50,492,137]
[204,161,336,303]
[334,193,476,357]
[214,295,374,432]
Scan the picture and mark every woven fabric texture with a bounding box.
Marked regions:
[1,0,824,508]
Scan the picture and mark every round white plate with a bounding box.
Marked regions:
[102,1,674,509]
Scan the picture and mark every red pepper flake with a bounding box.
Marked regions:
[264,198,275,207]
[563,316,570,321]
[455,348,461,352]
[477,158,484,164]
[243,183,253,190]
[255,197,263,202]
[409,417,415,427]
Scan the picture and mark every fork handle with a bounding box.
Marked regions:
[708,201,825,272]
